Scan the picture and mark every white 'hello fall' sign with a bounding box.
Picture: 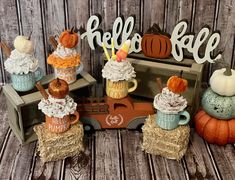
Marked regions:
[81,15,222,64]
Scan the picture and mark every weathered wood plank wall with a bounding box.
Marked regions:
[0,0,234,84]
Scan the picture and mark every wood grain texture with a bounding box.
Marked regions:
[193,0,216,32]
[0,48,5,84]
[193,0,217,82]
[143,0,165,33]
[0,0,19,83]
[67,0,91,73]
[232,40,235,68]
[42,0,66,74]
[120,130,151,180]
[151,154,188,179]
[0,89,10,150]
[90,0,118,77]
[208,143,235,180]
[95,130,122,180]
[19,0,47,74]
[231,37,235,69]
[0,132,36,180]
[32,151,64,179]
[90,0,118,95]
[63,134,94,180]
[184,130,219,179]
[9,141,36,180]
[120,0,141,32]
[212,0,235,71]
[165,0,193,33]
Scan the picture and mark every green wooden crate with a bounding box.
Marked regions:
[3,71,96,144]
[127,53,204,116]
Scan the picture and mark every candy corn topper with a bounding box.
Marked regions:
[102,39,131,62]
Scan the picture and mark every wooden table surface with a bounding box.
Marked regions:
[0,88,235,180]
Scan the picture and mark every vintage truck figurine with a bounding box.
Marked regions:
[77,96,154,131]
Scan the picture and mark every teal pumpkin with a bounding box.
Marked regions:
[202,88,235,119]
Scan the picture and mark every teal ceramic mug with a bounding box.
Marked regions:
[156,110,190,130]
[11,67,43,92]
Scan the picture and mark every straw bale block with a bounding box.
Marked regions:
[142,115,190,160]
[34,122,84,162]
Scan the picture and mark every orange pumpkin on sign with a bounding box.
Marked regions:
[141,24,172,58]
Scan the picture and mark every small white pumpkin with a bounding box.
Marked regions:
[210,67,235,96]
[14,35,34,54]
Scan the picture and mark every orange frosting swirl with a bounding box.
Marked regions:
[47,54,81,68]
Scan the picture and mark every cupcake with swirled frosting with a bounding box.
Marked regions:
[154,87,187,114]
[4,49,39,75]
[102,59,136,82]
[47,43,80,68]
[102,40,138,99]
[38,95,77,118]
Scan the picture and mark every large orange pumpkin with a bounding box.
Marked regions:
[59,27,79,48]
[194,110,235,145]
[141,24,172,58]
[167,70,188,94]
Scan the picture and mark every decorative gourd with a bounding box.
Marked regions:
[141,24,172,58]
[194,110,235,145]
[59,27,79,48]
[14,35,34,54]
[48,78,69,99]
[167,70,188,94]
[210,67,235,96]
[202,88,235,119]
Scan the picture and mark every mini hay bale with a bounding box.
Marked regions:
[142,115,190,160]
[34,122,84,163]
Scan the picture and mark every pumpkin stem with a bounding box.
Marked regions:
[56,78,61,87]
[179,70,183,78]
[70,26,75,34]
[224,65,232,76]
[216,58,232,76]
[28,31,33,40]
[152,23,162,34]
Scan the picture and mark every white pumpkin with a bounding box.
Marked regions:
[210,68,235,96]
[14,36,34,54]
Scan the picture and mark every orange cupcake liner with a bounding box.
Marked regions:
[47,54,81,68]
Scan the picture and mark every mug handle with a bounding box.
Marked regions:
[76,62,84,74]
[178,111,190,125]
[34,67,44,81]
[69,111,80,125]
[128,79,138,93]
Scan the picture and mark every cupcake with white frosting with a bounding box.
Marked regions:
[102,40,138,99]
[3,35,43,92]
[154,87,187,114]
